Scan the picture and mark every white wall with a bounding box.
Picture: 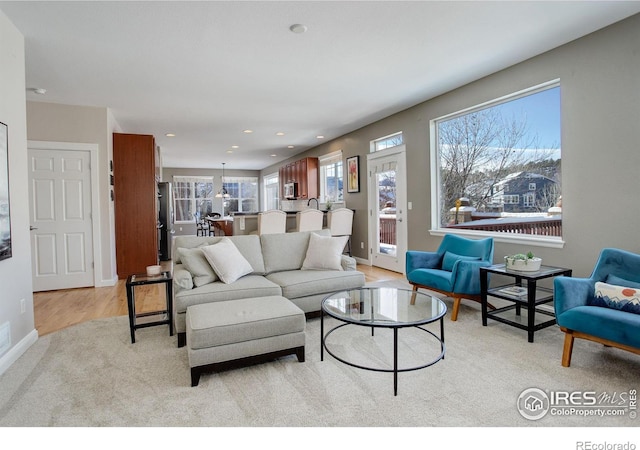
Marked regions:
[0,10,37,376]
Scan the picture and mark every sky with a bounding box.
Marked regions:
[494,85,561,152]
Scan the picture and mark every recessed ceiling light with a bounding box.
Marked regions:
[316,135,324,139]
[226,150,233,154]
[243,129,253,134]
[289,24,307,34]
[287,145,295,149]
[165,133,176,137]
[231,145,239,149]
[271,154,277,157]
[276,132,285,136]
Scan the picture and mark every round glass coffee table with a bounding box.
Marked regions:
[321,287,447,396]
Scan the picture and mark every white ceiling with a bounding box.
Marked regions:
[2,1,640,170]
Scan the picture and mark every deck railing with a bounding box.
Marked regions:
[446,216,562,236]
[380,215,396,245]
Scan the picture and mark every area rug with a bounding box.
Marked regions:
[0,281,638,428]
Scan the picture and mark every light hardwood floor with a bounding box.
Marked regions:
[33,263,404,336]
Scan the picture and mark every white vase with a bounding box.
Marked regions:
[505,257,542,272]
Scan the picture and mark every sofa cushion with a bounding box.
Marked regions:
[179,246,218,287]
[172,234,266,275]
[441,251,480,272]
[186,296,305,350]
[302,233,348,271]
[174,275,282,314]
[589,281,640,315]
[261,229,330,274]
[266,269,366,300]
[202,238,253,284]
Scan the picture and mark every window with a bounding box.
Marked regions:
[222,176,258,215]
[263,172,279,211]
[319,151,343,203]
[173,176,214,223]
[372,132,404,152]
[432,81,562,241]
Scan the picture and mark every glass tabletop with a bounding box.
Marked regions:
[322,287,447,327]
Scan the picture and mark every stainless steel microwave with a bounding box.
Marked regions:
[284,182,298,199]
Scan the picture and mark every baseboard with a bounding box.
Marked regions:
[0,328,39,377]
[96,276,118,287]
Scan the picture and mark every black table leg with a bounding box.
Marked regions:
[126,283,136,344]
[393,328,398,396]
[166,280,174,336]
[527,280,537,342]
[481,269,488,326]
[320,308,324,361]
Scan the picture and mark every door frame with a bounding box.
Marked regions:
[366,145,408,273]
[28,141,102,289]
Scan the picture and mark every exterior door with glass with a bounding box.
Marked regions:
[367,146,407,273]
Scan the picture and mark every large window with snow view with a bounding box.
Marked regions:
[431,81,562,241]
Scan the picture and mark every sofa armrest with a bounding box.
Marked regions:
[173,265,193,294]
[554,276,592,317]
[341,255,357,271]
[406,250,442,274]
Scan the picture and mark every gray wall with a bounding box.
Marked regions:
[0,9,35,374]
[262,13,640,278]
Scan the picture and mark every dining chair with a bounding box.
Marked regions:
[295,209,324,232]
[327,208,354,255]
[256,210,287,235]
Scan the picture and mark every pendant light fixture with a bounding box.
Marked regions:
[216,163,230,198]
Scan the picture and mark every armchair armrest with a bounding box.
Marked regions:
[450,259,492,295]
[406,250,442,273]
[554,276,593,316]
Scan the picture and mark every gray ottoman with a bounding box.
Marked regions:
[186,295,306,386]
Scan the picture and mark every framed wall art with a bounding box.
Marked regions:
[346,155,360,193]
[0,122,11,261]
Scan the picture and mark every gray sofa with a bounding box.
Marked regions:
[172,229,365,346]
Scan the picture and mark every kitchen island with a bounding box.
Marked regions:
[231,210,330,235]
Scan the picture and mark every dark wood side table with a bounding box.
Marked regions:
[480,264,572,342]
[126,271,173,343]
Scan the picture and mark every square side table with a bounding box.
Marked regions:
[480,264,572,342]
[126,271,173,343]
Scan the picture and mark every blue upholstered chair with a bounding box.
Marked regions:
[554,248,640,367]
[406,234,494,321]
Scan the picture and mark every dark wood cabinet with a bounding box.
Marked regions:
[279,157,319,200]
[113,133,159,279]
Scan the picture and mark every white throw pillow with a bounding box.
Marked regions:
[201,238,253,284]
[178,247,218,287]
[302,233,348,271]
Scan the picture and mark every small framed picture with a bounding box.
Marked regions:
[346,155,360,193]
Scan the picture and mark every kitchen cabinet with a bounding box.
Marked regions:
[279,157,319,199]
[113,133,159,279]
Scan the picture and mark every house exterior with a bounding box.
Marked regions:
[491,172,559,213]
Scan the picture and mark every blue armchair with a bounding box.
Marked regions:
[554,248,640,367]
[406,234,494,321]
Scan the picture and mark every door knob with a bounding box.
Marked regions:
[30,226,38,231]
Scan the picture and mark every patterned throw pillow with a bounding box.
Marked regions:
[591,281,640,315]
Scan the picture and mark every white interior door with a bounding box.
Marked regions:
[367,146,407,273]
[28,147,94,291]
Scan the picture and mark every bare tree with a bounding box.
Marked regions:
[438,107,554,224]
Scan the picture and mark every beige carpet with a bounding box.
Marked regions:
[0,281,638,429]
